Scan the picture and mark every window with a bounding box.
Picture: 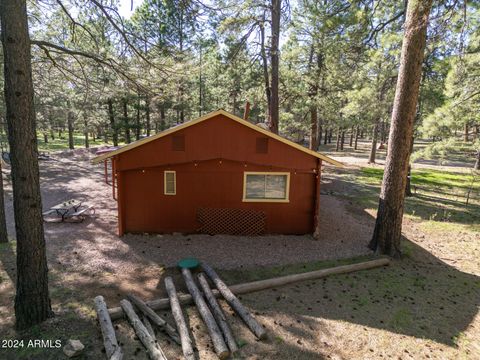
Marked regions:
[243,172,290,202]
[164,171,176,195]
[172,135,185,151]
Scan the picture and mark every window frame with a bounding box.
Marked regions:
[242,171,290,203]
[164,171,176,195]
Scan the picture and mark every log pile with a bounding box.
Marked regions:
[94,258,390,359]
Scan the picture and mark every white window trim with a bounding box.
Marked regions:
[164,171,176,195]
[242,171,290,203]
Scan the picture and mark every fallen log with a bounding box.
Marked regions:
[109,258,390,320]
[143,315,155,337]
[127,294,181,345]
[110,347,123,360]
[197,273,238,354]
[120,299,168,360]
[94,295,123,359]
[182,268,229,360]
[201,263,267,340]
[165,277,195,360]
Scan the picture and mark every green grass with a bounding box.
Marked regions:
[36,133,114,152]
[353,167,480,232]
[0,132,121,152]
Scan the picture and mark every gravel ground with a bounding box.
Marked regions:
[2,148,373,273]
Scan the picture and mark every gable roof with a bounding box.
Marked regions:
[92,109,343,167]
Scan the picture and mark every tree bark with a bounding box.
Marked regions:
[368,122,379,163]
[269,0,281,134]
[122,98,131,144]
[93,295,122,359]
[67,111,74,150]
[1,0,53,329]
[317,122,323,147]
[108,98,118,146]
[126,294,180,345]
[335,128,341,151]
[120,300,167,360]
[349,127,354,147]
[135,96,141,141]
[464,122,469,142]
[328,129,333,143]
[160,105,166,132]
[201,263,267,340]
[182,268,229,359]
[324,128,328,145]
[83,113,89,149]
[259,21,271,126]
[145,96,151,137]
[164,277,195,360]
[370,0,433,257]
[197,273,239,355]
[354,126,359,150]
[309,105,318,150]
[0,160,8,243]
[340,130,345,150]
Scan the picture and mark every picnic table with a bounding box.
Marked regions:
[43,198,97,223]
[50,199,83,221]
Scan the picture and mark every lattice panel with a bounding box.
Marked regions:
[197,208,266,236]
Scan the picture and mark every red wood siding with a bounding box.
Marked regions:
[115,114,319,235]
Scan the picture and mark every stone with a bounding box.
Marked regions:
[63,339,84,358]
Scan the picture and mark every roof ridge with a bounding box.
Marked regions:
[92,109,343,167]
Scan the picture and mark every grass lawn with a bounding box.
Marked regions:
[0,132,120,153]
[36,133,121,152]
[353,167,480,232]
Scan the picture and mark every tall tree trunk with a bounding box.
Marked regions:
[349,127,354,147]
[340,130,345,150]
[464,123,469,142]
[107,99,118,146]
[43,133,48,144]
[160,105,166,132]
[1,0,53,328]
[317,119,323,147]
[328,129,333,143]
[269,0,281,134]
[335,128,341,151]
[67,111,74,150]
[259,21,271,125]
[135,97,141,141]
[198,46,203,117]
[324,128,328,145]
[83,113,89,149]
[122,98,131,144]
[405,134,415,196]
[145,96,151,137]
[370,0,433,257]
[0,160,7,243]
[309,106,318,150]
[368,123,379,163]
[354,126,359,150]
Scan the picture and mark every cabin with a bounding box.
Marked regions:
[92,110,342,236]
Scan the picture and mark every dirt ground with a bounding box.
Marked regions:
[0,147,479,359]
